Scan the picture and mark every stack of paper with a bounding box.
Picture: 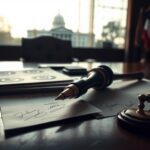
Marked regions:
[0,68,73,94]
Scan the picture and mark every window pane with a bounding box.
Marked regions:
[0,0,128,48]
[95,0,128,48]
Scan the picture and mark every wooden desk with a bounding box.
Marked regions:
[0,117,149,150]
[0,62,150,150]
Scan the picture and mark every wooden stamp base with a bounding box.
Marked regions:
[117,108,150,134]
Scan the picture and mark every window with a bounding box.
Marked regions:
[0,0,128,48]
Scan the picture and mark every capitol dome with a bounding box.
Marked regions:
[52,13,65,28]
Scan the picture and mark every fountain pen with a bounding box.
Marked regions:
[55,65,144,100]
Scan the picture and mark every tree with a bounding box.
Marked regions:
[101,21,122,44]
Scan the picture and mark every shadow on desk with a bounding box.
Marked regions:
[5,113,95,139]
[3,117,150,150]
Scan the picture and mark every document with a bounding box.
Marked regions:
[0,68,73,86]
[0,68,74,94]
[1,100,101,131]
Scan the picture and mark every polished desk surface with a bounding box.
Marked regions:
[0,61,150,150]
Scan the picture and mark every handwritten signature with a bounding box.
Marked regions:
[13,102,67,121]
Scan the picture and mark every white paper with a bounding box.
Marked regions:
[2,100,101,130]
[0,68,73,85]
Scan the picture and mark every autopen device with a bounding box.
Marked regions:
[55,65,144,100]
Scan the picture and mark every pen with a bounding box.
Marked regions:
[55,65,144,100]
[0,107,5,141]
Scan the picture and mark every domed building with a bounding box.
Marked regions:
[50,13,73,41]
[27,13,73,41]
[52,13,65,28]
[27,13,94,47]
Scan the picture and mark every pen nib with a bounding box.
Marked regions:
[55,84,79,100]
[55,93,65,100]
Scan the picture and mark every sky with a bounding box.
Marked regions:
[0,0,127,38]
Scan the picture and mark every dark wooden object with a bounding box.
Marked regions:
[125,0,150,62]
[0,46,22,60]
[118,94,150,134]
[22,36,73,63]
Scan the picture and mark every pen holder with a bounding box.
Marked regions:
[117,94,150,134]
